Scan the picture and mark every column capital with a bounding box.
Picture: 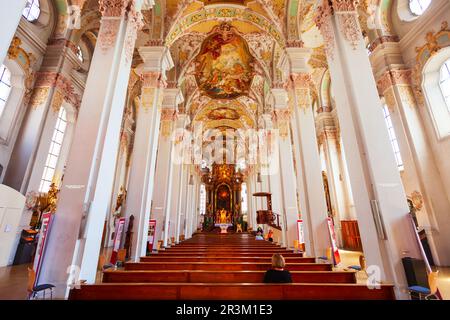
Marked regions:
[138,46,174,79]
[99,0,137,18]
[261,113,274,129]
[376,68,412,94]
[160,107,177,137]
[141,72,164,88]
[290,72,312,89]
[332,0,360,12]
[270,88,289,109]
[162,88,184,109]
[285,47,312,74]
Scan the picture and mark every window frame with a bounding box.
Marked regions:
[382,105,404,171]
[438,58,450,114]
[408,0,432,16]
[199,183,206,215]
[422,47,450,140]
[0,60,26,145]
[0,65,12,119]
[22,0,41,23]
[38,107,68,192]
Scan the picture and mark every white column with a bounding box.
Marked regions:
[290,69,332,258]
[0,0,27,64]
[246,177,254,230]
[151,95,181,249]
[272,89,300,249]
[163,115,187,246]
[315,0,421,298]
[125,46,174,261]
[37,1,146,297]
[178,166,189,241]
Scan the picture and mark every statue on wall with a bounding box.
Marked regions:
[110,186,127,240]
[46,183,60,213]
[217,208,229,224]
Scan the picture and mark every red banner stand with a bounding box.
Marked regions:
[110,217,125,265]
[33,212,54,286]
[147,219,156,253]
[327,217,341,265]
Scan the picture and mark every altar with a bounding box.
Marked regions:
[201,164,245,232]
[215,223,233,233]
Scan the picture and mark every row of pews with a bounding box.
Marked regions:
[69,233,395,300]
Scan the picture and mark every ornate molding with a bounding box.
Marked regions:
[124,3,144,63]
[314,0,335,60]
[332,0,359,11]
[368,35,399,53]
[286,39,304,48]
[290,73,312,89]
[160,108,177,138]
[412,21,449,107]
[333,0,361,50]
[47,38,79,56]
[31,72,81,111]
[376,69,412,94]
[273,108,291,139]
[98,19,121,53]
[99,0,131,17]
[141,72,162,88]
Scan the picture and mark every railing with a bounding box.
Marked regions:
[268,212,282,230]
[256,210,282,230]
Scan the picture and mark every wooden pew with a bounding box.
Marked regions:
[69,283,395,300]
[164,248,294,253]
[102,270,357,284]
[150,252,304,257]
[125,262,333,271]
[140,256,315,263]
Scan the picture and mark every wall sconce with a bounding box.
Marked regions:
[257,172,262,183]
[188,175,194,185]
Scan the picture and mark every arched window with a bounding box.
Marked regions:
[439,58,450,113]
[382,105,404,170]
[422,47,450,139]
[0,65,12,118]
[199,184,206,215]
[22,0,41,22]
[241,182,248,214]
[39,107,67,192]
[409,0,431,16]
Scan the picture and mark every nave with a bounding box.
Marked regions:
[68,233,395,300]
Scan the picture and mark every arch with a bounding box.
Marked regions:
[319,69,331,109]
[365,0,394,35]
[165,4,286,49]
[422,46,450,139]
[22,0,57,41]
[397,0,431,22]
[0,59,26,144]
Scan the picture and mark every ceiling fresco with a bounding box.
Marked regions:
[194,23,255,99]
[207,108,241,120]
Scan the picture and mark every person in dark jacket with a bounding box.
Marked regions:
[263,253,292,283]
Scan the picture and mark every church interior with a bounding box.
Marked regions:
[0,0,449,301]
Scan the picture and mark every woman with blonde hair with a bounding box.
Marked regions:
[263,253,292,283]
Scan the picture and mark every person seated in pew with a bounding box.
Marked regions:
[263,254,292,283]
[266,229,274,242]
[255,231,264,240]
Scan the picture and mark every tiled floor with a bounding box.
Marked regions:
[0,263,30,300]
[338,249,450,299]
